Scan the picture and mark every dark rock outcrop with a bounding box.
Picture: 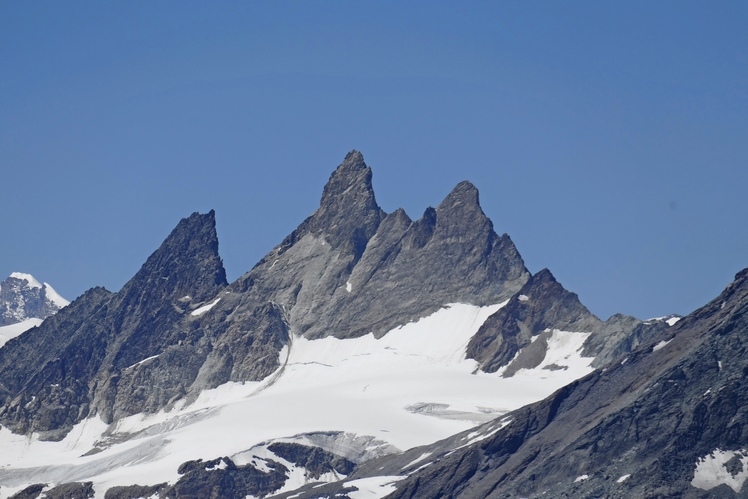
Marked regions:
[10,482,96,499]
[162,457,288,498]
[104,483,168,499]
[268,442,356,479]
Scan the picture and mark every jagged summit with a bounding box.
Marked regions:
[319,150,372,202]
[234,151,530,339]
[439,180,480,208]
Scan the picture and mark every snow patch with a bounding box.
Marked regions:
[124,355,160,371]
[405,452,432,468]
[518,294,529,302]
[666,317,681,326]
[346,281,352,293]
[205,458,229,471]
[43,282,70,308]
[346,475,406,498]
[692,449,748,493]
[652,339,672,352]
[574,474,589,482]
[617,474,630,483]
[512,329,594,378]
[191,297,221,317]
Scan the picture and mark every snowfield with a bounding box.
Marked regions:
[0,318,43,348]
[0,302,598,498]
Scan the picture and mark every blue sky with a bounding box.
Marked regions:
[2,1,746,320]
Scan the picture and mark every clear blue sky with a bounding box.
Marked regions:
[2,1,746,320]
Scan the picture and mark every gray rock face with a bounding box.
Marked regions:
[582,312,674,368]
[467,268,603,374]
[381,268,748,498]
[0,273,68,326]
[229,152,529,340]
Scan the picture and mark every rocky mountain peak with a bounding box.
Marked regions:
[0,273,69,326]
[301,151,385,256]
[436,181,483,217]
[118,210,227,305]
[434,180,494,242]
[318,150,379,214]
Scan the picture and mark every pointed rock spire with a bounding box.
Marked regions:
[302,151,385,257]
[434,180,493,242]
[118,210,227,304]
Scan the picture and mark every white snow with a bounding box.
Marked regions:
[616,474,630,483]
[43,282,70,308]
[346,281,352,293]
[652,339,672,352]
[692,449,748,493]
[345,476,406,498]
[190,297,221,316]
[124,355,160,371]
[518,294,529,302]
[0,301,600,498]
[666,317,680,326]
[9,272,42,288]
[405,452,432,468]
[574,474,589,482]
[0,318,43,348]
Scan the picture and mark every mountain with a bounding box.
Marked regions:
[0,272,69,326]
[0,152,686,498]
[0,273,69,349]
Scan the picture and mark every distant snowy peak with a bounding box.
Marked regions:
[0,272,69,327]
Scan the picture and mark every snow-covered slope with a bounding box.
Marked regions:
[0,318,43,348]
[0,301,597,498]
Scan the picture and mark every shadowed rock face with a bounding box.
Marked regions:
[381,269,748,499]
